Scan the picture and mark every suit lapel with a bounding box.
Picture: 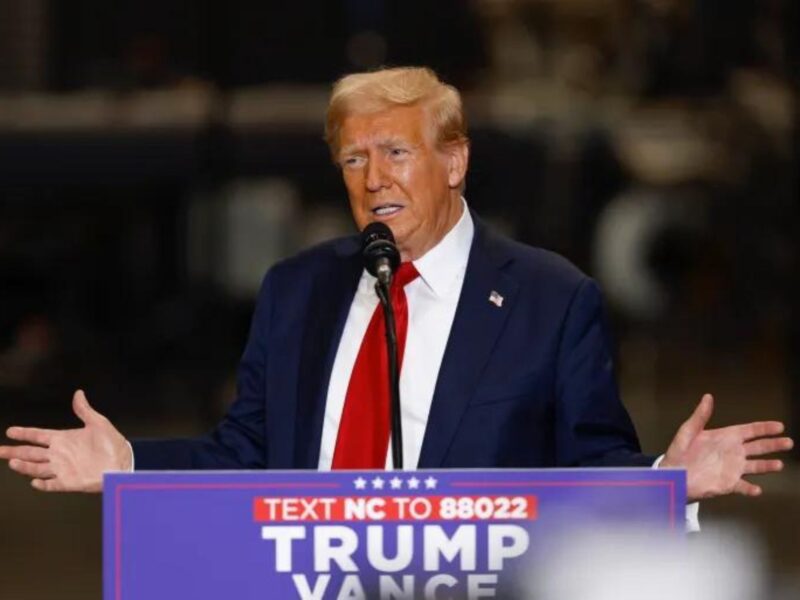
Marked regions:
[293,238,362,468]
[417,220,519,468]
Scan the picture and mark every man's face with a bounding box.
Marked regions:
[337,104,468,262]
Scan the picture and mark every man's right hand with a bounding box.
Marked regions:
[0,390,131,493]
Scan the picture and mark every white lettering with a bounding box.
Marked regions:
[487,525,529,570]
[392,497,410,519]
[337,574,366,600]
[260,498,281,520]
[409,498,432,519]
[299,498,319,520]
[467,574,498,599]
[379,574,414,599]
[367,525,413,572]
[317,497,338,520]
[423,574,458,599]
[314,526,359,572]
[292,574,330,600]
[344,498,386,520]
[261,526,306,572]
[283,498,301,520]
[423,525,476,571]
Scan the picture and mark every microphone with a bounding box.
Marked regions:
[360,221,404,469]
[361,222,400,286]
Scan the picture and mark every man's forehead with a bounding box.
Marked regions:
[338,105,432,149]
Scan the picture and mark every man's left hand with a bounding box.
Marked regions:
[661,393,793,501]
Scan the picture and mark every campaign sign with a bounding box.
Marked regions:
[104,468,685,599]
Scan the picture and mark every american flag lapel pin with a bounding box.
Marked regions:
[488,290,504,307]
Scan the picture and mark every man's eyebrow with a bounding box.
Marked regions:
[338,137,417,158]
[338,143,364,157]
[339,144,358,156]
[378,137,414,148]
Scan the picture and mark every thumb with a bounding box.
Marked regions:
[676,393,714,446]
[72,389,102,425]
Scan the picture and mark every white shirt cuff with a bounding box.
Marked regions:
[653,453,700,532]
[127,441,135,472]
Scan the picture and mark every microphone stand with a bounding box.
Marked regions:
[375,279,403,470]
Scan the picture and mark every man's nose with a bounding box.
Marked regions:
[365,156,391,192]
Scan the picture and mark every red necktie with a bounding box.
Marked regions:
[332,262,420,469]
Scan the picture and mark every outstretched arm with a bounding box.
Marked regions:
[661,393,793,501]
[1,269,276,484]
[0,390,131,492]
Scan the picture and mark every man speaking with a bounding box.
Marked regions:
[0,68,792,508]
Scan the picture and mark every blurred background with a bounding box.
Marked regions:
[0,0,797,598]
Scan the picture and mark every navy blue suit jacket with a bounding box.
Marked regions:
[133,216,653,470]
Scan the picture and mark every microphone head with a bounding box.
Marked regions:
[361,222,400,279]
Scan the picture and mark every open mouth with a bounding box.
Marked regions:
[372,204,404,217]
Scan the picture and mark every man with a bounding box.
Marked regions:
[0,68,792,507]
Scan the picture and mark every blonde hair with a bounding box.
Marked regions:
[325,66,468,159]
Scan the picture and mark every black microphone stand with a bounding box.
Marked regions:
[375,279,403,470]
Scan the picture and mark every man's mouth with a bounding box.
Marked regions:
[372,204,403,217]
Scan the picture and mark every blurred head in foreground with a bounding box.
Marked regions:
[523,523,768,600]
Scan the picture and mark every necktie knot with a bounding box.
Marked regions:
[392,262,420,291]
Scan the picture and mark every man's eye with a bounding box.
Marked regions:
[343,156,365,168]
[389,148,408,157]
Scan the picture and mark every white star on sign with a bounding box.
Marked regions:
[407,476,420,490]
[389,477,403,490]
[424,476,438,489]
[353,477,367,490]
[371,476,385,490]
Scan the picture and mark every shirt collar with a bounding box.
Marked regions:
[356,199,474,298]
[412,198,474,298]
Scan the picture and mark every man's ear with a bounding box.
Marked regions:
[445,141,469,189]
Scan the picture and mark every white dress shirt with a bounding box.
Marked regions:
[318,201,474,471]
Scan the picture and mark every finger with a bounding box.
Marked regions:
[72,389,103,426]
[733,480,762,497]
[676,394,714,446]
[32,478,63,492]
[8,458,56,479]
[0,445,49,462]
[5,426,54,447]
[744,437,794,457]
[734,421,785,441]
[744,459,783,475]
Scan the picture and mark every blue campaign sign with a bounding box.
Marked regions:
[104,468,685,599]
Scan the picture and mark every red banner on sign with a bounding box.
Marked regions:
[253,495,538,522]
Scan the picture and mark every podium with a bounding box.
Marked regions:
[104,468,685,599]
